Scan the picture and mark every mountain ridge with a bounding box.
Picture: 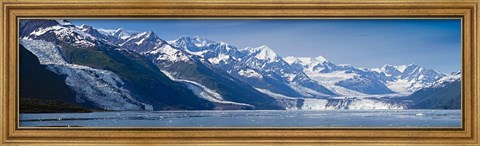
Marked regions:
[18,19,461,111]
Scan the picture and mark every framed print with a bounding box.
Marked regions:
[1,0,479,145]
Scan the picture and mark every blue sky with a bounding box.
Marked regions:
[69,19,461,73]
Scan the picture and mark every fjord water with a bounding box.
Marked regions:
[20,110,460,127]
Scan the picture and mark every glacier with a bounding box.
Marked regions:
[160,70,254,108]
[20,39,152,111]
[255,88,405,110]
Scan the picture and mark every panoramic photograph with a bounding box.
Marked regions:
[18,19,461,127]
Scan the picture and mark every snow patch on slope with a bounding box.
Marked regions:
[185,49,209,57]
[208,54,230,64]
[396,65,408,72]
[238,69,263,78]
[147,44,189,62]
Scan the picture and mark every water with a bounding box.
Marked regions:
[19,110,461,128]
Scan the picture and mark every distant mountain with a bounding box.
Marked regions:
[284,56,394,95]
[285,56,446,95]
[406,72,461,109]
[97,28,131,40]
[375,64,446,93]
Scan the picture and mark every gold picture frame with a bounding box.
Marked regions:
[1,0,479,145]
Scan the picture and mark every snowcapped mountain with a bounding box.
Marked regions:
[284,56,329,72]
[20,20,149,110]
[285,56,394,95]
[97,28,131,40]
[170,36,335,98]
[118,33,282,110]
[22,20,99,48]
[429,71,461,88]
[285,56,446,95]
[120,31,166,53]
[77,24,105,39]
[242,45,279,62]
[20,19,217,110]
[406,72,461,109]
[170,36,217,51]
[171,36,241,64]
[239,45,335,97]
[376,64,445,93]
[284,56,356,73]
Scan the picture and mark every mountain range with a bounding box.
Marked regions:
[18,19,461,112]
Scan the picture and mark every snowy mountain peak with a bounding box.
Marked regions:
[284,56,328,64]
[97,28,131,40]
[194,36,215,45]
[128,31,161,44]
[396,65,409,72]
[381,64,418,74]
[113,28,131,39]
[138,31,155,38]
[381,64,393,68]
[314,56,327,62]
[381,64,401,74]
[283,56,298,64]
[23,20,99,48]
[403,63,419,69]
[381,64,441,78]
[78,24,89,29]
[244,45,278,61]
[283,56,329,70]
[171,36,239,55]
[119,31,166,53]
[428,71,461,88]
[174,35,216,48]
[77,25,101,35]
